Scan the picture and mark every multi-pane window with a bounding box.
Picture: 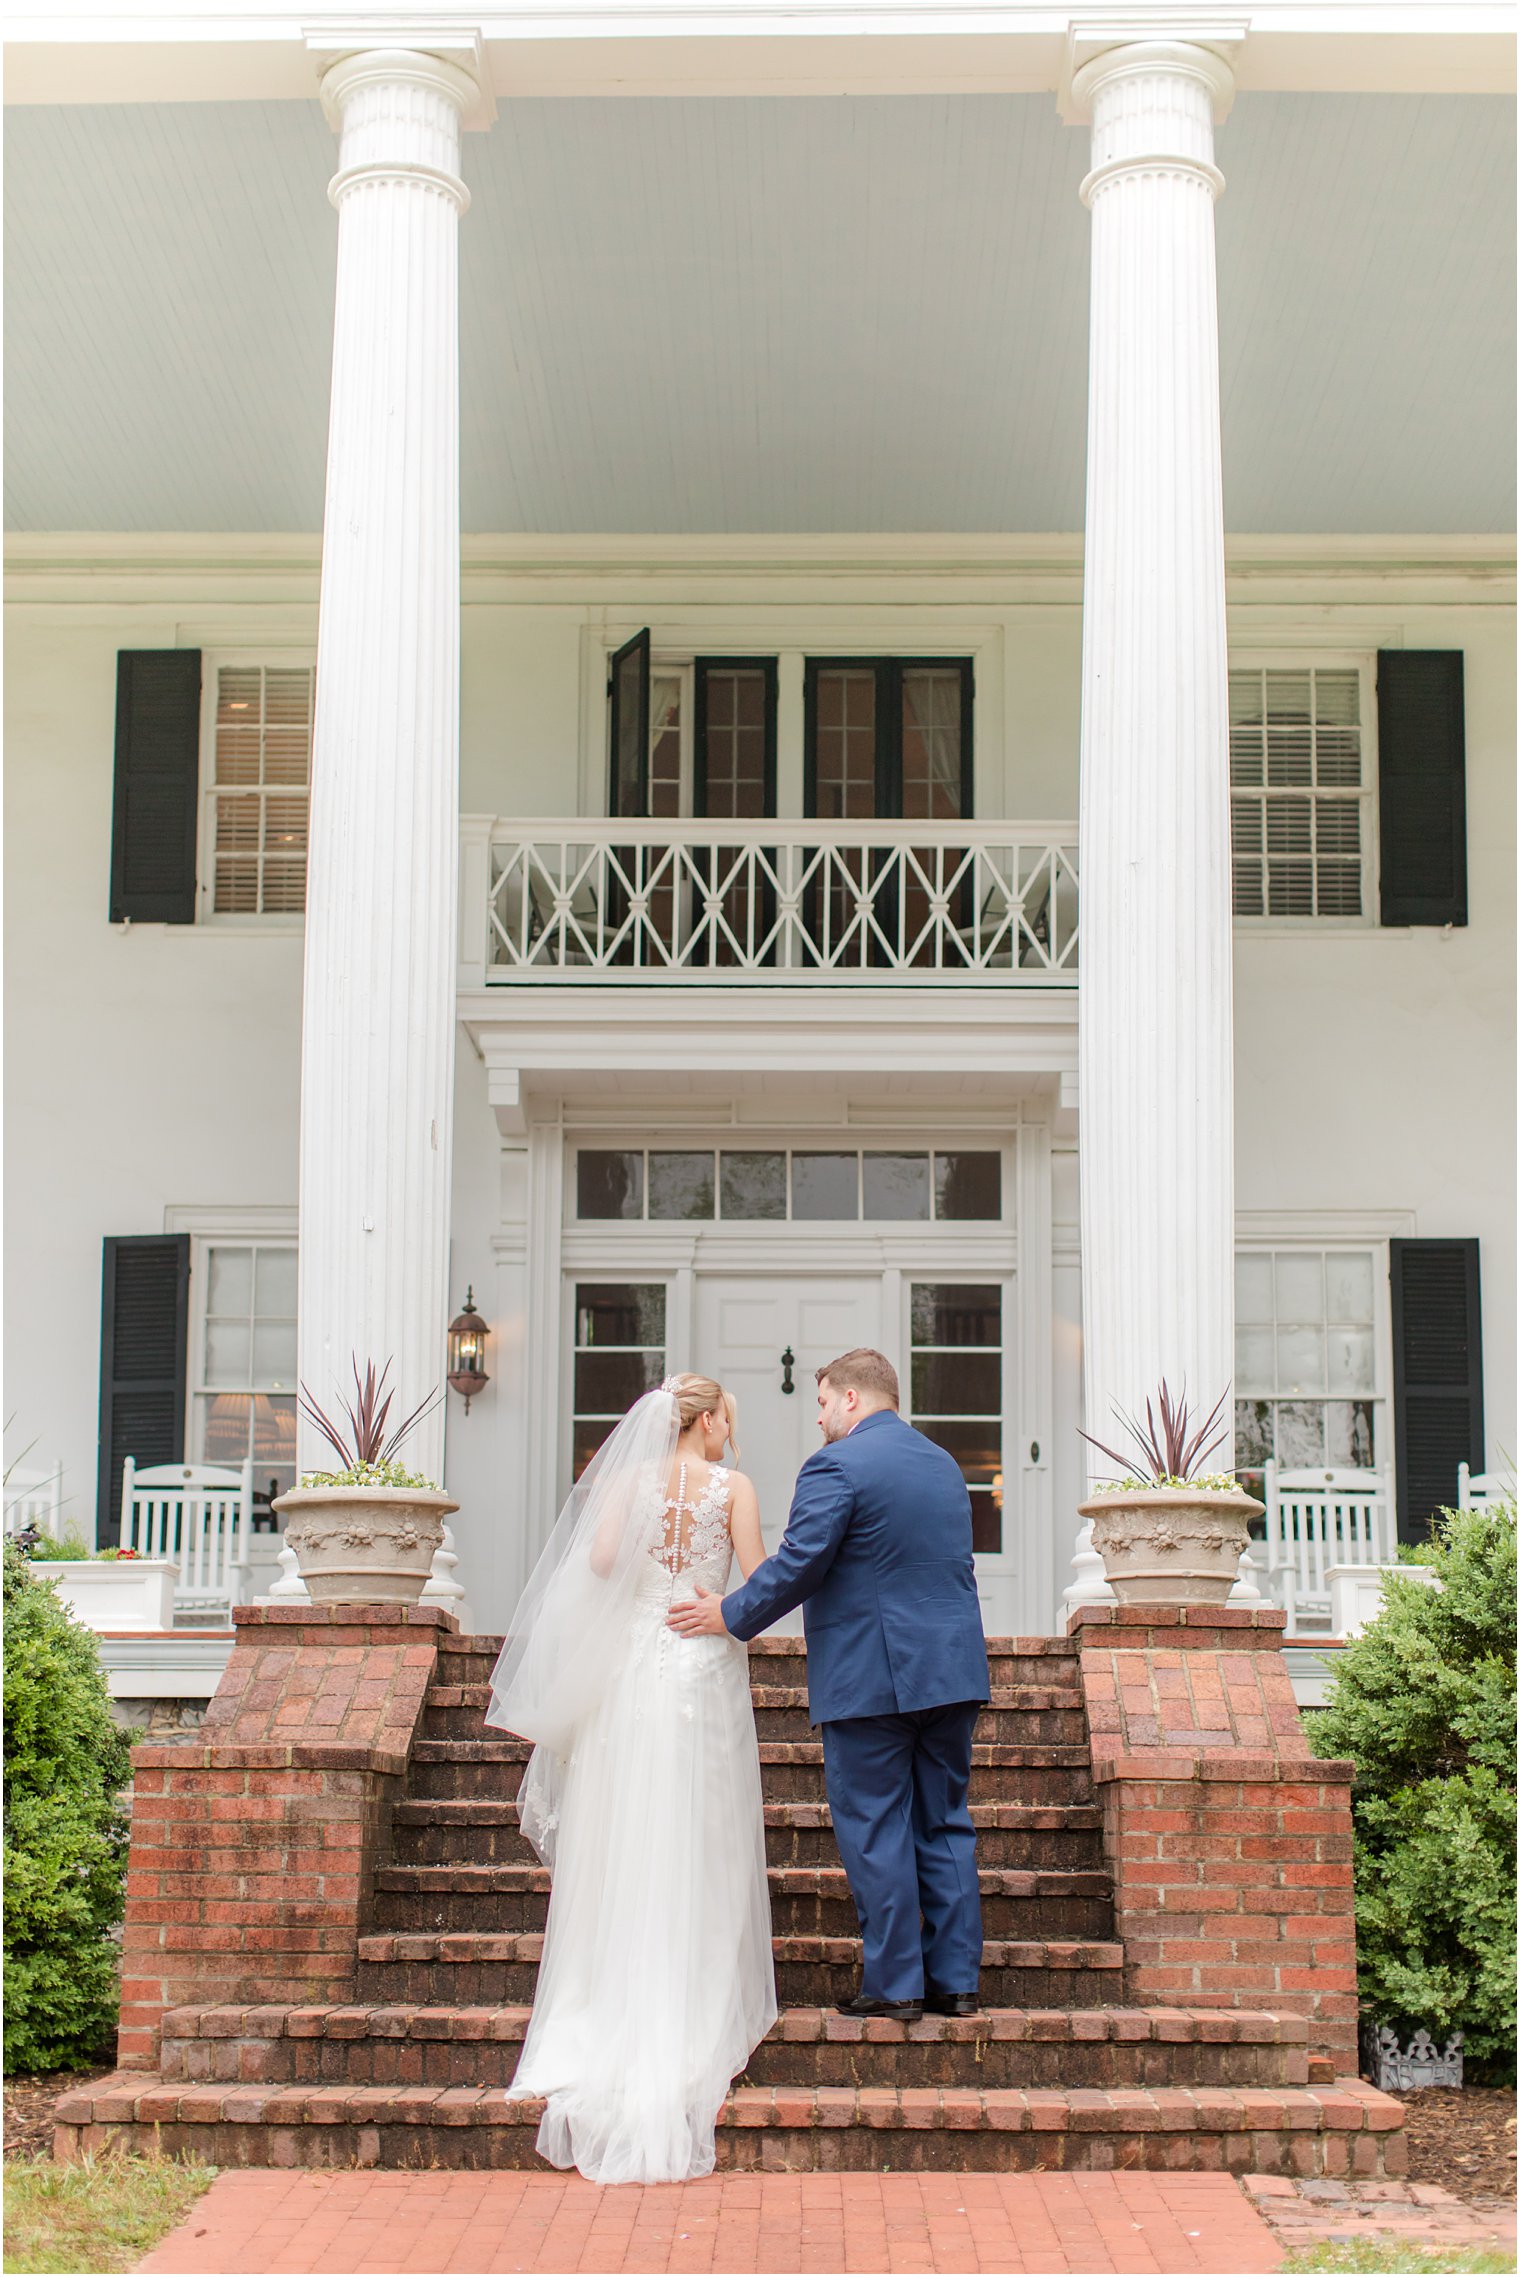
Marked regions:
[575,1148,1001,1223]
[812,669,879,819]
[648,673,683,820]
[607,638,777,819]
[806,659,972,820]
[909,1283,1004,1554]
[695,663,775,819]
[1229,666,1367,919]
[572,1283,666,1477]
[1234,1248,1380,1487]
[208,666,312,915]
[901,668,970,820]
[194,1244,298,1507]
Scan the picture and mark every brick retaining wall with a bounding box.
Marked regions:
[1067,1604,1359,2072]
[118,1604,456,2071]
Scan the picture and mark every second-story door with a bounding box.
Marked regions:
[803,659,974,965]
[608,637,780,965]
[803,659,973,824]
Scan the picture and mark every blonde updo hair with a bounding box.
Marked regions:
[667,1372,740,1460]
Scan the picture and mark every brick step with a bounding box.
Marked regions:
[406,1739,1093,1806]
[354,1934,1127,2010]
[158,2003,1312,2092]
[389,1798,1107,1873]
[420,1684,1088,1747]
[369,1863,1113,1942]
[437,1632,1080,1650]
[54,2072,1407,2178]
[436,1637,1080,1688]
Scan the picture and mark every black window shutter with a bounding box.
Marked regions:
[97,1235,190,1546]
[110,650,202,924]
[1389,1238,1483,1540]
[606,631,650,817]
[1377,651,1467,927]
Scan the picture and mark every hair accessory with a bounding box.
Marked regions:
[659,1374,682,1395]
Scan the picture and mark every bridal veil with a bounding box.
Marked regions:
[484,1380,679,1859]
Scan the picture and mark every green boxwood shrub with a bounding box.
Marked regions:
[3,1541,135,2073]
[1306,1501,1517,2083]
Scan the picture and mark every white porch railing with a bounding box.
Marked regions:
[471,819,1079,983]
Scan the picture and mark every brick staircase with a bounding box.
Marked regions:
[55,1609,1406,2175]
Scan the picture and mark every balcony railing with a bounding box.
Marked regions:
[476,820,1079,983]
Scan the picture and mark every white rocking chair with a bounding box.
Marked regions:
[120,1458,254,1623]
[1262,1461,1395,1630]
[3,1459,65,1542]
[1456,1462,1512,1511]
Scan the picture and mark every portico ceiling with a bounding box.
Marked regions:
[4,88,1514,534]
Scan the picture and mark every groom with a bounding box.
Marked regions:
[667,1347,988,2021]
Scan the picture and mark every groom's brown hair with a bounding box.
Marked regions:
[817,1348,900,1408]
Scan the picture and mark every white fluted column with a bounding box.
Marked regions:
[297,48,476,1487]
[1072,41,1237,1508]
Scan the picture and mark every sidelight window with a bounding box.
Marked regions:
[908,1283,1004,1554]
[572,1282,667,1477]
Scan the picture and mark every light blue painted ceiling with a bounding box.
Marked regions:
[4,91,1514,534]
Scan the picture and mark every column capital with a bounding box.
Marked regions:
[315,46,483,214]
[1064,27,1241,125]
[308,27,495,131]
[1071,39,1238,206]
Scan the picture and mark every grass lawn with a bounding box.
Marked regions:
[2,2152,216,2275]
[1280,2245,1516,2275]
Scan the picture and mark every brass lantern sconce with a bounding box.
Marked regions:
[447,1288,490,1414]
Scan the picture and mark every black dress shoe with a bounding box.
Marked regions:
[835,1993,924,2022]
[923,1991,982,2017]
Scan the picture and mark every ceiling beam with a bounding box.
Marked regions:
[5,4,1514,103]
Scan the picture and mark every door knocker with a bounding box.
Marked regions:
[780,1347,796,1396]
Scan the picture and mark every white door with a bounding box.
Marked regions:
[694,1272,884,1634]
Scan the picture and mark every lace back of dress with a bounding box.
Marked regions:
[655,1462,733,1580]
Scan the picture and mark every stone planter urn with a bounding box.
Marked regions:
[271,1485,459,1606]
[1077,1486,1263,1605]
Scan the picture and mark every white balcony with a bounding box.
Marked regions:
[465,820,1079,987]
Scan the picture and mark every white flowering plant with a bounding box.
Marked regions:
[300,1459,438,1492]
[1090,1471,1243,1495]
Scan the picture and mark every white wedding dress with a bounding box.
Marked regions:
[505,1463,777,2184]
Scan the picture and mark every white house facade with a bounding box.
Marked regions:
[4,2,1515,1676]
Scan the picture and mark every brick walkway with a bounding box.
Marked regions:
[1242,2172,1517,2259]
[137,2168,1282,2274]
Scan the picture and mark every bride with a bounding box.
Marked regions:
[484,1373,777,2184]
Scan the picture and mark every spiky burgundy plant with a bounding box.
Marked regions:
[298,1357,442,1475]
[1080,1379,1232,1486]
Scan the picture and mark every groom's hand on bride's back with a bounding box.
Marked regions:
[666,1585,729,1637]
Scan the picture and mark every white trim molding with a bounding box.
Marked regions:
[163,1204,299,1239]
[6,534,1516,612]
[1235,1208,1418,1243]
[5,9,1514,108]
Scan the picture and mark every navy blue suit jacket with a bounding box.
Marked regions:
[720,1409,990,1725]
